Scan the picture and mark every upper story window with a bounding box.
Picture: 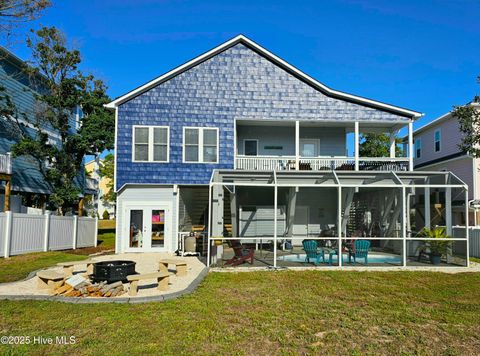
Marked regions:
[132,126,169,163]
[415,138,422,158]
[183,127,219,163]
[434,129,441,152]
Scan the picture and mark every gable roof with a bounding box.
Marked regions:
[105,35,422,118]
[405,100,480,139]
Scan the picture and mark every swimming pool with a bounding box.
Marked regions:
[277,253,402,265]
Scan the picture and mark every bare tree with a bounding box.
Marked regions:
[0,0,51,41]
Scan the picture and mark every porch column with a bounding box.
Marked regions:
[273,184,278,268]
[408,121,414,171]
[212,184,224,237]
[354,121,359,171]
[4,178,11,212]
[78,198,84,217]
[286,187,297,237]
[402,187,407,267]
[337,186,342,267]
[295,120,300,171]
[446,187,452,236]
[389,131,397,158]
[465,187,470,267]
[229,191,237,237]
[207,184,212,267]
[424,186,431,229]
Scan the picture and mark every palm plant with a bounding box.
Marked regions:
[417,227,452,261]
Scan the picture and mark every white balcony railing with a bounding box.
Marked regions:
[0,153,12,175]
[236,155,409,172]
[236,155,297,171]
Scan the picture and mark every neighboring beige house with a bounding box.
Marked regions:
[410,100,480,225]
[85,159,115,219]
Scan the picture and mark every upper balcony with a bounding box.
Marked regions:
[234,120,413,172]
[0,153,12,175]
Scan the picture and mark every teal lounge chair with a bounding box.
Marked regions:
[302,240,325,265]
[348,240,370,265]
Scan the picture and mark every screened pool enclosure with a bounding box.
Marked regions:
[207,170,470,268]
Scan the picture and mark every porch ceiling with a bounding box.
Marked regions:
[236,119,407,132]
[211,169,467,189]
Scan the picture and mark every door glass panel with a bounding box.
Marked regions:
[301,143,316,157]
[151,209,165,247]
[244,140,258,156]
[129,210,143,248]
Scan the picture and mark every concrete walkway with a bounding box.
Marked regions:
[212,262,480,273]
[0,253,208,303]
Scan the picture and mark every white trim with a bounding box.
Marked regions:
[434,128,441,153]
[182,126,219,164]
[416,154,470,170]
[354,121,359,171]
[105,35,422,119]
[132,125,170,163]
[233,119,237,169]
[408,121,414,171]
[113,108,118,192]
[243,139,259,156]
[415,137,422,159]
[123,201,173,252]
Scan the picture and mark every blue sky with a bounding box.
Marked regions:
[8,0,480,131]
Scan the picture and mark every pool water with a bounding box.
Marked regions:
[277,253,402,265]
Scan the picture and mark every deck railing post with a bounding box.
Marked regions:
[3,210,12,258]
[72,215,78,250]
[338,186,342,267]
[43,211,50,252]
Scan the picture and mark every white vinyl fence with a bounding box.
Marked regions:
[0,212,98,258]
[451,226,480,259]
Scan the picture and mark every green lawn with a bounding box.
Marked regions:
[0,271,479,355]
[0,232,115,283]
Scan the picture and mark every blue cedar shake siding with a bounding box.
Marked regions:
[116,43,408,190]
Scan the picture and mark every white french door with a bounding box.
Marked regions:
[300,139,320,157]
[124,202,172,252]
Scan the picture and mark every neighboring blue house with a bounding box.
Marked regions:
[108,35,468,268]
[0,46,86,213]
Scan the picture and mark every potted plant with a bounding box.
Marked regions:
[417,227,452,265]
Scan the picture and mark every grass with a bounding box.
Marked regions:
[0,252,88,283]
[0,271,479,355]
[0,232,115,283]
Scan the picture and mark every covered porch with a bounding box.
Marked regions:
[207,170,469,268]
[235,119,413,172]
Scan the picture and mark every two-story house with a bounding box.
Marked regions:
[107,35,469,267]
[410,100,480,226]
[0,46,86,214]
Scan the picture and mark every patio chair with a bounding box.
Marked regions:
[224,240,255,267]
[302,240,325,265]
[348,240,371,265]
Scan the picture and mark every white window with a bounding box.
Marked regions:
[434,129,441,152]
[132,126,169,162]
[415,138,422,158]
[183,127,219,163]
